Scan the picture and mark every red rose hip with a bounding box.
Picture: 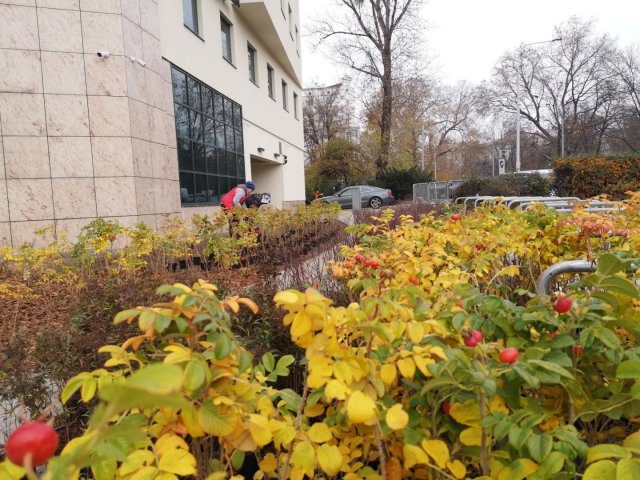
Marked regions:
[408,276,419,285]
[442,399,451,415]
[6,422,59,467]
[572,344,584,357]
[464,330,483,347]
[554,295,572,313]
[450,214,461,221]
[499,347,519,364]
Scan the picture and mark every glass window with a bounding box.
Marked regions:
[247,44,257,84]
[293,92,299,119]
[288,4,293,38]
[183,0,198,34]
[221,16,232,63]
[171,65,245,206]
[282,80,288,111]
[267,65,274,99]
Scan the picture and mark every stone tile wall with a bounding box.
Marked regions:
[0,0,179,247]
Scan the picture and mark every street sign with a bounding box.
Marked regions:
[499,159,506,175]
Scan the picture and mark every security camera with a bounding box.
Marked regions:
[129,56,147,67]
[96,51,110,58]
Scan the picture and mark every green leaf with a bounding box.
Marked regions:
[279,388,302,413]
[597,254,624,276]
[596,328,622,350]
[528,451,565,480]
[61,372,91,404]
[90,454,118,480]
[126,364,184,395]
[549,334,576,349]
[262,352,276,371]
[276,355,296,369]
[509,426,530,451]
[154,315,171,334]
[527,360,574,380]
[587,444,630,463]
[599,276,639,299]
[583,460,616,480]
[114,308,140,324]
[617,459,640,480]
[231,450,245,471]
[183,361,206,391]
[617,361,640,379]
[214,334,231,360]
[527,434,553,463]
[512,364,541,388]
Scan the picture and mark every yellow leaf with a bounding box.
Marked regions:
[421,439,449,469]
[274,290,300,306]
[449,401,481,427]
[156,434,189,454]
[308,423,333,443]
[347,391,377,424]
[248,414,272,447]
[447,460,466,479]
[317,444,343,476]
[460,427,482,446]
[291,312,312,337]
[407,322,424,343]
[489,396,509,415]
[333,361,353,384]
[397,358,416,379]
[380,364,398,386]
[157,449,197,476]
[197,402,237,436]
[325,379,350,400]
[386,404,409,431]
[259,453,278,473]
[304,404,325,418]
[291,441,316,478]
[237,297,259,314]
[414,356,435,377]
[403,444,430,469]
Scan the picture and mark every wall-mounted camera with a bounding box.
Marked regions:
[96,51,110,58]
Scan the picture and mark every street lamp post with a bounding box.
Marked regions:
[515,37,562,172]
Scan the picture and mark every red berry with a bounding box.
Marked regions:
[572,344,584,357]
[344,261,353,269]
[475,243,484,250]
[464,330,483,347]
[442,400,451,415]
[369,261,380,268]
[554,295,572,314]
[408,276,419,285]
[6,422,59,467]
[451,214,461,221]
[499,347,519,364]
[354,254,365,263]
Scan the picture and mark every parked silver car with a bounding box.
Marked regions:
[315,185,395,209]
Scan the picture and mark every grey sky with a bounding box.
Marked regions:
[301,0,640,87]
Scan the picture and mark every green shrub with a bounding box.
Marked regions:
[373,165,432,200]
[455,173,551,198]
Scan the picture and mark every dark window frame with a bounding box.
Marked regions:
[183,0,199,34]
[171,65,245,207]
[220,15,233,64]
[282,80,288,111]
[293,91,299,119]
[267,64,275,100]
[247,43,257,84]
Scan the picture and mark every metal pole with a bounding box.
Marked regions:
[433,148,437,181]
[561,102,565,157]
[515,86,521,172]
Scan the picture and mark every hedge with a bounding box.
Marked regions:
[554,155,640,199]
[454,173,551,198]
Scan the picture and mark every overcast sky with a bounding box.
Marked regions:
[300,0,640,87]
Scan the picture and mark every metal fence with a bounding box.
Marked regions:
[413,181,463,203]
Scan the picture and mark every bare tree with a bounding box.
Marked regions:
[608,44,640,151]
[486,18,625,158]
[303,86,351,163]
[313,0,424,169]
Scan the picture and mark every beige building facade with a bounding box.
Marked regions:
[0,0,304,247]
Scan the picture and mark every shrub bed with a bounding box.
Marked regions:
[1,197,640,479]
[553,155,640,199]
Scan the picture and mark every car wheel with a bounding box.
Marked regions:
[369,196,382,209]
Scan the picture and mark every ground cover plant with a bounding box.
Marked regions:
[1,194,640,479]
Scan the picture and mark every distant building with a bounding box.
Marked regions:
[0,0,304,246]
[303,76,359,154]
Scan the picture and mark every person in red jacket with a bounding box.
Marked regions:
[221,181,255,209]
